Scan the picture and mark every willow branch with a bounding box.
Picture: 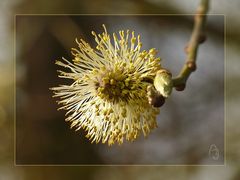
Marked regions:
[172,0,209,90]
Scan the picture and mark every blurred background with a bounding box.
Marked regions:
[0,0,239,179]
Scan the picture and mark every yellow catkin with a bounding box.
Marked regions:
[51,24,162,145]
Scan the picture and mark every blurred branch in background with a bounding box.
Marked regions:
[49,17,86,53]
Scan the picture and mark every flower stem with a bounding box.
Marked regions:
[172,0,209,89]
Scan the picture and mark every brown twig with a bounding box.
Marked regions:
[172,0,209,90]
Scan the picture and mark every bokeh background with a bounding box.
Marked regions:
[1,0,239,179]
